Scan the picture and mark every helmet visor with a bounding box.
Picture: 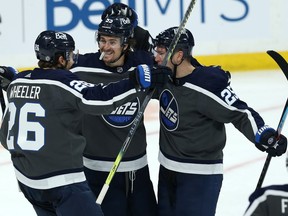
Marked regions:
[72,49,79,64]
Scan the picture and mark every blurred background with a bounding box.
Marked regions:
[1,1,288,215]
[0,0,287,70]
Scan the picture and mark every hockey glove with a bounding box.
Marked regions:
[255,125,287,157]
[129,64,172,90]
[0,66,18,91]
[150,65,172,88]
[101,3,138,27]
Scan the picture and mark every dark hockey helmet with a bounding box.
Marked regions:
[34,30,75,63]
[154,27,194,57]
[96,15,134,45]
[101,3,138,27]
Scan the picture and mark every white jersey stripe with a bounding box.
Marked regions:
[11,78,136,106]
[158,151,223,175]
[14,168,86,189]
[183,82,259,135]
[244,189,288,216]
[83,154,148,172]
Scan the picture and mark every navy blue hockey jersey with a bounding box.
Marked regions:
[0,68,139,189]
[71,50,154,172]
[244,185,288,215]
[155,65,265,175]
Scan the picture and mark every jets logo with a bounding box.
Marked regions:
[102,98,140,128]
[159,90,179,131]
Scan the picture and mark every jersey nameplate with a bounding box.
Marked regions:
[9,85,41,99]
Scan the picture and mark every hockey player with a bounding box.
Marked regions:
[153,27,288,216]
[0,30,171,216]
[244,153,288,215]
[70,13,158,216]
[101,2,154,52]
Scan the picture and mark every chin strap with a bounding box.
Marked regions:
[171,56,184,83]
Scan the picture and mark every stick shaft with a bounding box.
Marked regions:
[256,101,288,189]
[0,87,6,114]
[255,50,288,190]
[96,0,197,204]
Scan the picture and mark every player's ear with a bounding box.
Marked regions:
[55,55,66,68]
[58,55,65,64]
[179,50,185,59]
[123,44,129,51]
[174,50,184,63]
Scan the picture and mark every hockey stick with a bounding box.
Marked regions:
[96,0,197,205]
[0,67,7,114]
[255,50,288,190]
[0,87,6,114]
[267,50,288,79]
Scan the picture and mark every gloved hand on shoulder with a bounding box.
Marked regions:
[255,125,287,156]
[101,3,138,27]
[0,66,18,90]
[129,64,172,91]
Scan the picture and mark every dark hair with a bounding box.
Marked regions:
[37,53,65,69]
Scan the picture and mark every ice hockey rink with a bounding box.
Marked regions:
[0,69,288,216]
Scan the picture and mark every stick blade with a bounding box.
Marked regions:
[266,50,288,80]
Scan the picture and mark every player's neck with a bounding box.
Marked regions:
[175,62,195,78]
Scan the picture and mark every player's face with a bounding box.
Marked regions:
[98,35,123,64]
[154,46,167,66]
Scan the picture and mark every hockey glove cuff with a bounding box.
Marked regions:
[130,64,152,90]
[129,64,172,91]
[255,125,287,157]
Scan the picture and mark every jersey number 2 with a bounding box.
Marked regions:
[221,86,238,105]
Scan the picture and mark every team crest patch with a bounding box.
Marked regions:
[159,89,179,131]
[102,97,140,128]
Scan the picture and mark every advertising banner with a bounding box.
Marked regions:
[0,0,287,68]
